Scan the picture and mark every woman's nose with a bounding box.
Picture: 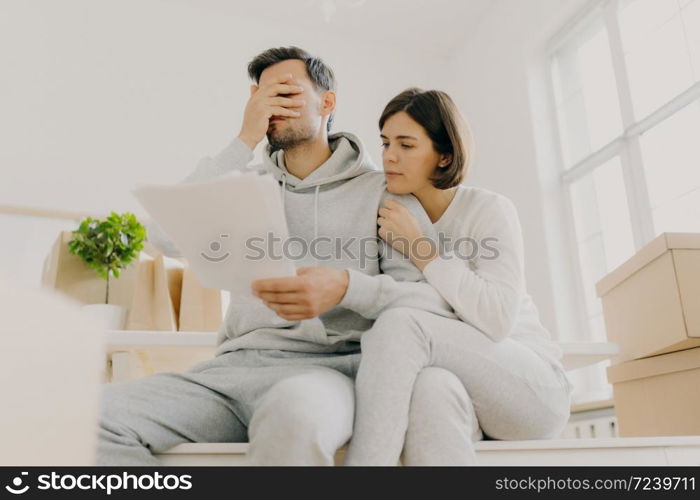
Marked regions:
[383,149,397,163]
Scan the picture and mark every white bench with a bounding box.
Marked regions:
[155,436,700,466]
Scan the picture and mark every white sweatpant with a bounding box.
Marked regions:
[95,348,481,466]
[344,307,573,465]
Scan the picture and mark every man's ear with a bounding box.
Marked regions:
[250,84,259,97]
[438,153,453,167]
[320,90,336,117]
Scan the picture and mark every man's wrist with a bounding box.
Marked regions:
[237,133,258,152]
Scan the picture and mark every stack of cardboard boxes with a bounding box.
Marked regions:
[596,232,700,437]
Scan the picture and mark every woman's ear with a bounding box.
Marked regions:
[438,153,453,168]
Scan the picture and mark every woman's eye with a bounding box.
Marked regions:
[401,144,413,149]
[381,143,389,149]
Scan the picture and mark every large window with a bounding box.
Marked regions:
[550,0,700,349]
[547,0,700,402]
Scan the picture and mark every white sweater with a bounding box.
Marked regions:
[419,184,565,369]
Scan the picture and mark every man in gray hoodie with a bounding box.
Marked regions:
[96,46,466,466]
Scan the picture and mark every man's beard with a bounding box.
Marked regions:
[267,122,314,152]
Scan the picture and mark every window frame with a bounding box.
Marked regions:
[547,0,700,341]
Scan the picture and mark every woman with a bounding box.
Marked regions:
[344,88,575,466]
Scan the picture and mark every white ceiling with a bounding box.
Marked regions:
[162,0,497,55]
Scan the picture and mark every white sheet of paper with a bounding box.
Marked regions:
[131,171,296,301]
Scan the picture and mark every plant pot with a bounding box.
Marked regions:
[82,304,127,330]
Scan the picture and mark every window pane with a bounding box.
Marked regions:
[619,0,696,118]
[552,21,623,167]
[639,99,700,233]
[683,0,700,81]
[589,312,607,343]
[570,157,636,269]
[576,233,607,317]
[569,157,636,332]
[653,187,700,232]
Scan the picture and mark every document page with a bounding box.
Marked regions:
[132,171,296,302]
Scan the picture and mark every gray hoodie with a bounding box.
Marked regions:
[147,132,456,354]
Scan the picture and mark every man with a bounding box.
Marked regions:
[96,47,473,466]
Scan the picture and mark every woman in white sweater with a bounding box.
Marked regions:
[344,88,575,465]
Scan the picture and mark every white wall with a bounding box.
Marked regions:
[0,0,448,286]
[442,0,590,342]
[0,0,449,218]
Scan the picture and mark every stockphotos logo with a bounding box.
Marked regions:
[3,471,193,496]
[5,472,29,495]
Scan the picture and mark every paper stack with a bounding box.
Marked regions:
[132,171,295,301]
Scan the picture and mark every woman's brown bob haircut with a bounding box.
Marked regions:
[379,88,474,189]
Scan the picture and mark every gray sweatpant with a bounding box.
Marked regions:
[344,307,574,465]
[95,347,479,466]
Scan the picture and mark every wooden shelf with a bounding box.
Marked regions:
[103,331,619,377]
[558,341,620,371]
[105,330,218,347]
[104,331,619,369]
[571,398,615,413]
[104,330,218,383]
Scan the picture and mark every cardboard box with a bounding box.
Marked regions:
[123,253,179,331]
[595,232,700,363]
[178,267,222,332]
[607,347,700,437]
[42,230,181,331]
[41,230,142,308]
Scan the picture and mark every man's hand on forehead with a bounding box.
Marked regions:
[255,73,304,96]
[238,73,305,150]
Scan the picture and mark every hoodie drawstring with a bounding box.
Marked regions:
[281,172,287,207]
[313,184,320,241]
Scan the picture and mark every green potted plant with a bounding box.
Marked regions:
[68,211,145,329]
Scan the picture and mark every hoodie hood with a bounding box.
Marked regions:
[263,131,377,189]
[263,131,378,242]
